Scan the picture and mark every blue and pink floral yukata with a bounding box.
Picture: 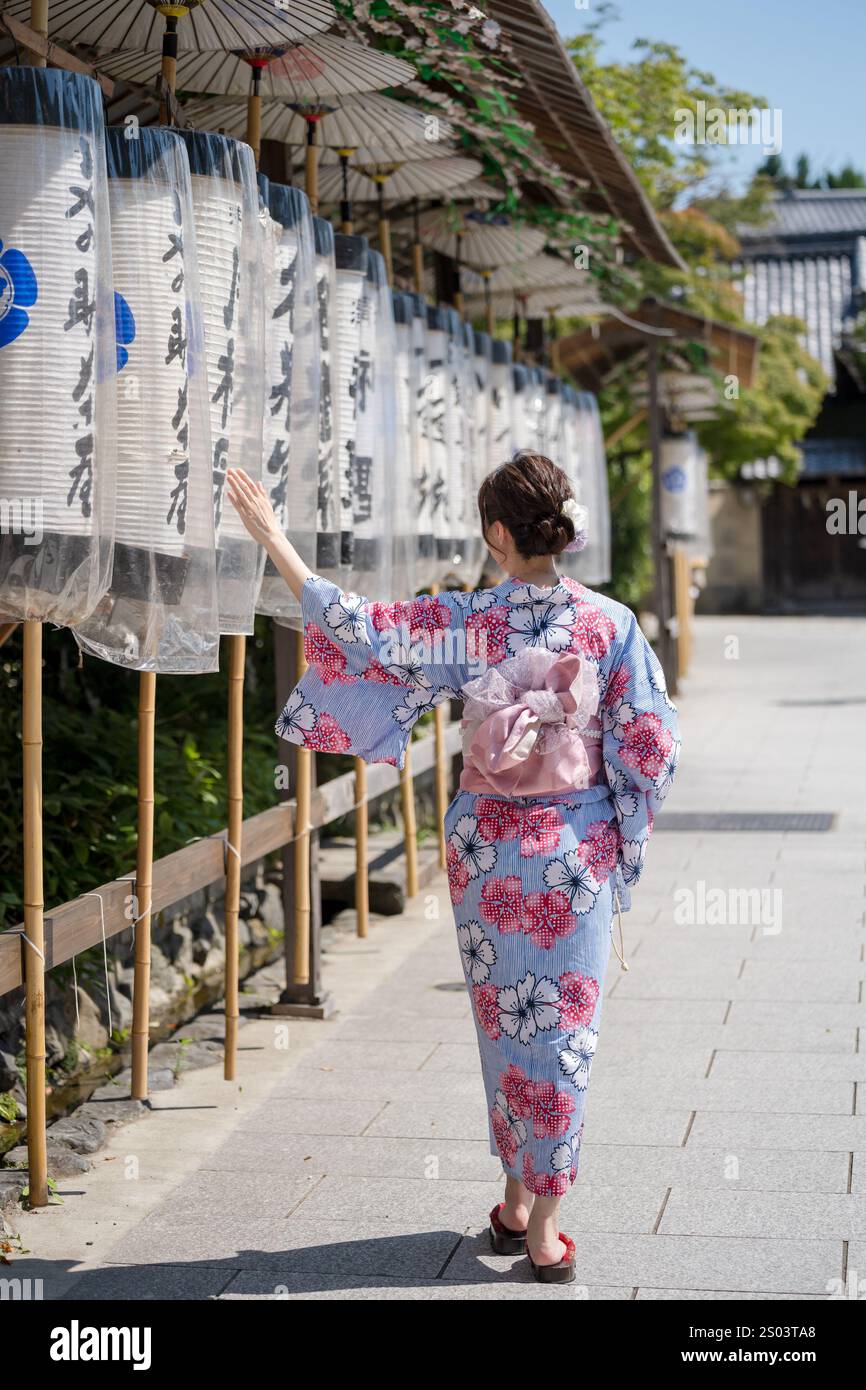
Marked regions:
[277,571,680,1198]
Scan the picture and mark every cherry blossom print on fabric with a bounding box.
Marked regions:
[458,920,497,984]
[448,814,498,880]
[304,625,358,686]
[303,712,351,754]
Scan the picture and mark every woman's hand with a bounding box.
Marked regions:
[226,468,279,545]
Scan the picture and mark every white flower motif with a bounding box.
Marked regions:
[323,592,370,645]
[558,1026,598,1089]
[603,758,639,820]
[392,685,454,727]
[507,582,574,607]
[602,698,636,739]
[453,588,496,612]
[457,920,497,984]
[497,971,561,1046]
[378,641,432,690]
[654,738,681,798]
[550,1139,576,1173]
[543,851,600,915]
[505,601,576,655]
[619,838,647,886]
[449,814,497,879]
[275,688,316,740]
[651,665,677,712]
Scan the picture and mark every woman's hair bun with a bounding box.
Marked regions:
[477,451,576,558]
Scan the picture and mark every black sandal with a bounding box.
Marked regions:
[527,1232,577,1284]
[488,1202,528,1255]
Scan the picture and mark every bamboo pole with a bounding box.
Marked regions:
[223,634,245,1079]
[305,121,319,215]
[131,671,156,1100]
[159,15,179,126]
[400,748,419,897]
[246,71,262,169]
[354,759,369,936]
[375,180,393,285]
[483,273,494,337]
[430,583,448,870]
[338,149,354,234]
[293,630,312,983]
[26,0,47,65]
[412,199,424,294]
[22,621,47,1207]
[604,407,647,452]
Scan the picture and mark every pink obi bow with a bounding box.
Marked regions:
[460,648,602,798]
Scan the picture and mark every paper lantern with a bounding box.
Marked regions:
[333,232,368,587]
[443,307,469,576]
[660,431,702,543]
[392,291,429,597]
[568,391,611,586]
[424,305,452,579]
[511,363,531,452]
[311,216,344,581]
[408,293,435,585]
[363,251,399,601]
[472,329,493,489]
[0,68,116,625]
[172,129,265,636]
[544,375,564,465]
[73,127,219,673]
[489,340,514,464]
[257,180,320,624]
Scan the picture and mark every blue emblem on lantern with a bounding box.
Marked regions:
[662,465,687,493]
[0,240,38,349]
[114,290,136,372]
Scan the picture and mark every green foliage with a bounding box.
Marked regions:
[0,1092,17,1123]
[757,152,866,190]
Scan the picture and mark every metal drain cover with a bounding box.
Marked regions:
[655,812,837,833]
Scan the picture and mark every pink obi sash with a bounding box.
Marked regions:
[459,648,603,798]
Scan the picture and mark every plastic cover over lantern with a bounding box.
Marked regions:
[408,293,434,586]
[544,376,564,467]
[393,290,430,596]
[353,249,397,600]
[256,180,320,627]
[312,216,344,584]
[489,340,514,464]
[473,329,493,490]
[74,127,219,673]
[333,232,367,587]
[443,307,469,578]
[0,68,116,625]
[425,305,451,581]
[172,128,265,636]
[511,363,531,452]
[570,391,611,586]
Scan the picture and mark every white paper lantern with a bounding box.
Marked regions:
[364,251,398,602]
[660,431,702,542]
[489,340,514,464]
[408,293,435,587]
[392,291,426,598]
[173,129,265,636]
[73,127,219,673]
[443,307,469,577]
[424,305,452,580]
[333,232,368,587]
[569,391,611,587]
[511,364,531,452]
[544,376,563,466]
[311,216,344,583]
[257,179,320,626]
[0,68,116,625]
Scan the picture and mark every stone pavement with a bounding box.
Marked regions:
[8,615,866,1300]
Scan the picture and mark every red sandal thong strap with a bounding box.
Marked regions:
[489,1203,526,1237]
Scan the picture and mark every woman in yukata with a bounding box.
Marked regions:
[227,452,680,1285]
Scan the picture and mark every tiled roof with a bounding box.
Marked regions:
[739,189,866,243]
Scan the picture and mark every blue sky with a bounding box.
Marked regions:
[544,0,866,188]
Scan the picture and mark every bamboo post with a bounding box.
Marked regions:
[355,759,369,936]
[375,179,393,285]
[338,149,354,234]
[246,69,262,169]
[412,199,424,294]
[294,630,312,983]
[22,621,47,1207]
[483,272,494,337]
[131,671,156,1100]
[430,583,448,870]
[223,634,245,1079]
[305,121,319,215]
[159,15,179,126]
[26,0,47,64]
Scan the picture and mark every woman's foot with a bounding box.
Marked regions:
[499,1199,532,1234]
[527,1203,566,1266]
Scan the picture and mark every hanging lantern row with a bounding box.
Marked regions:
[0,68,614,658]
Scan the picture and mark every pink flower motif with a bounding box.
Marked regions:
[465,605,509,666]
[446,843,470,906]
[531,1081,576,1139]
[570,606,616,660]
[473,983,500,1040]
[408,595,452,642]
[576,819,620,879]
[362,658,405,687]
[304,625,356,685]
[523,889,578,950]
[519,805,563,857]
[500,1063,534,1119]
[476,796,523,845]
[558,972,600,1029]
[368,600,404,632]
[491,1104,520,1168]
[304,713,351,754]
[522,1152,571,1197]
[619,711,674,780]
[559,575,588,602]
[605,664,630,705]
[479,875,525,934]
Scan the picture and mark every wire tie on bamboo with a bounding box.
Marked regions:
[611,887,629,972]
[20,934,45,961]
[81,891,114,1038]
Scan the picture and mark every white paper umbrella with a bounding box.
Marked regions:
[416,209,546,270]
[0,68,116,626]
[98,35,413,99]
[2,0,337,50]
[73,127,220,674]
[182,91,453,154]
[316,156,483,204]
